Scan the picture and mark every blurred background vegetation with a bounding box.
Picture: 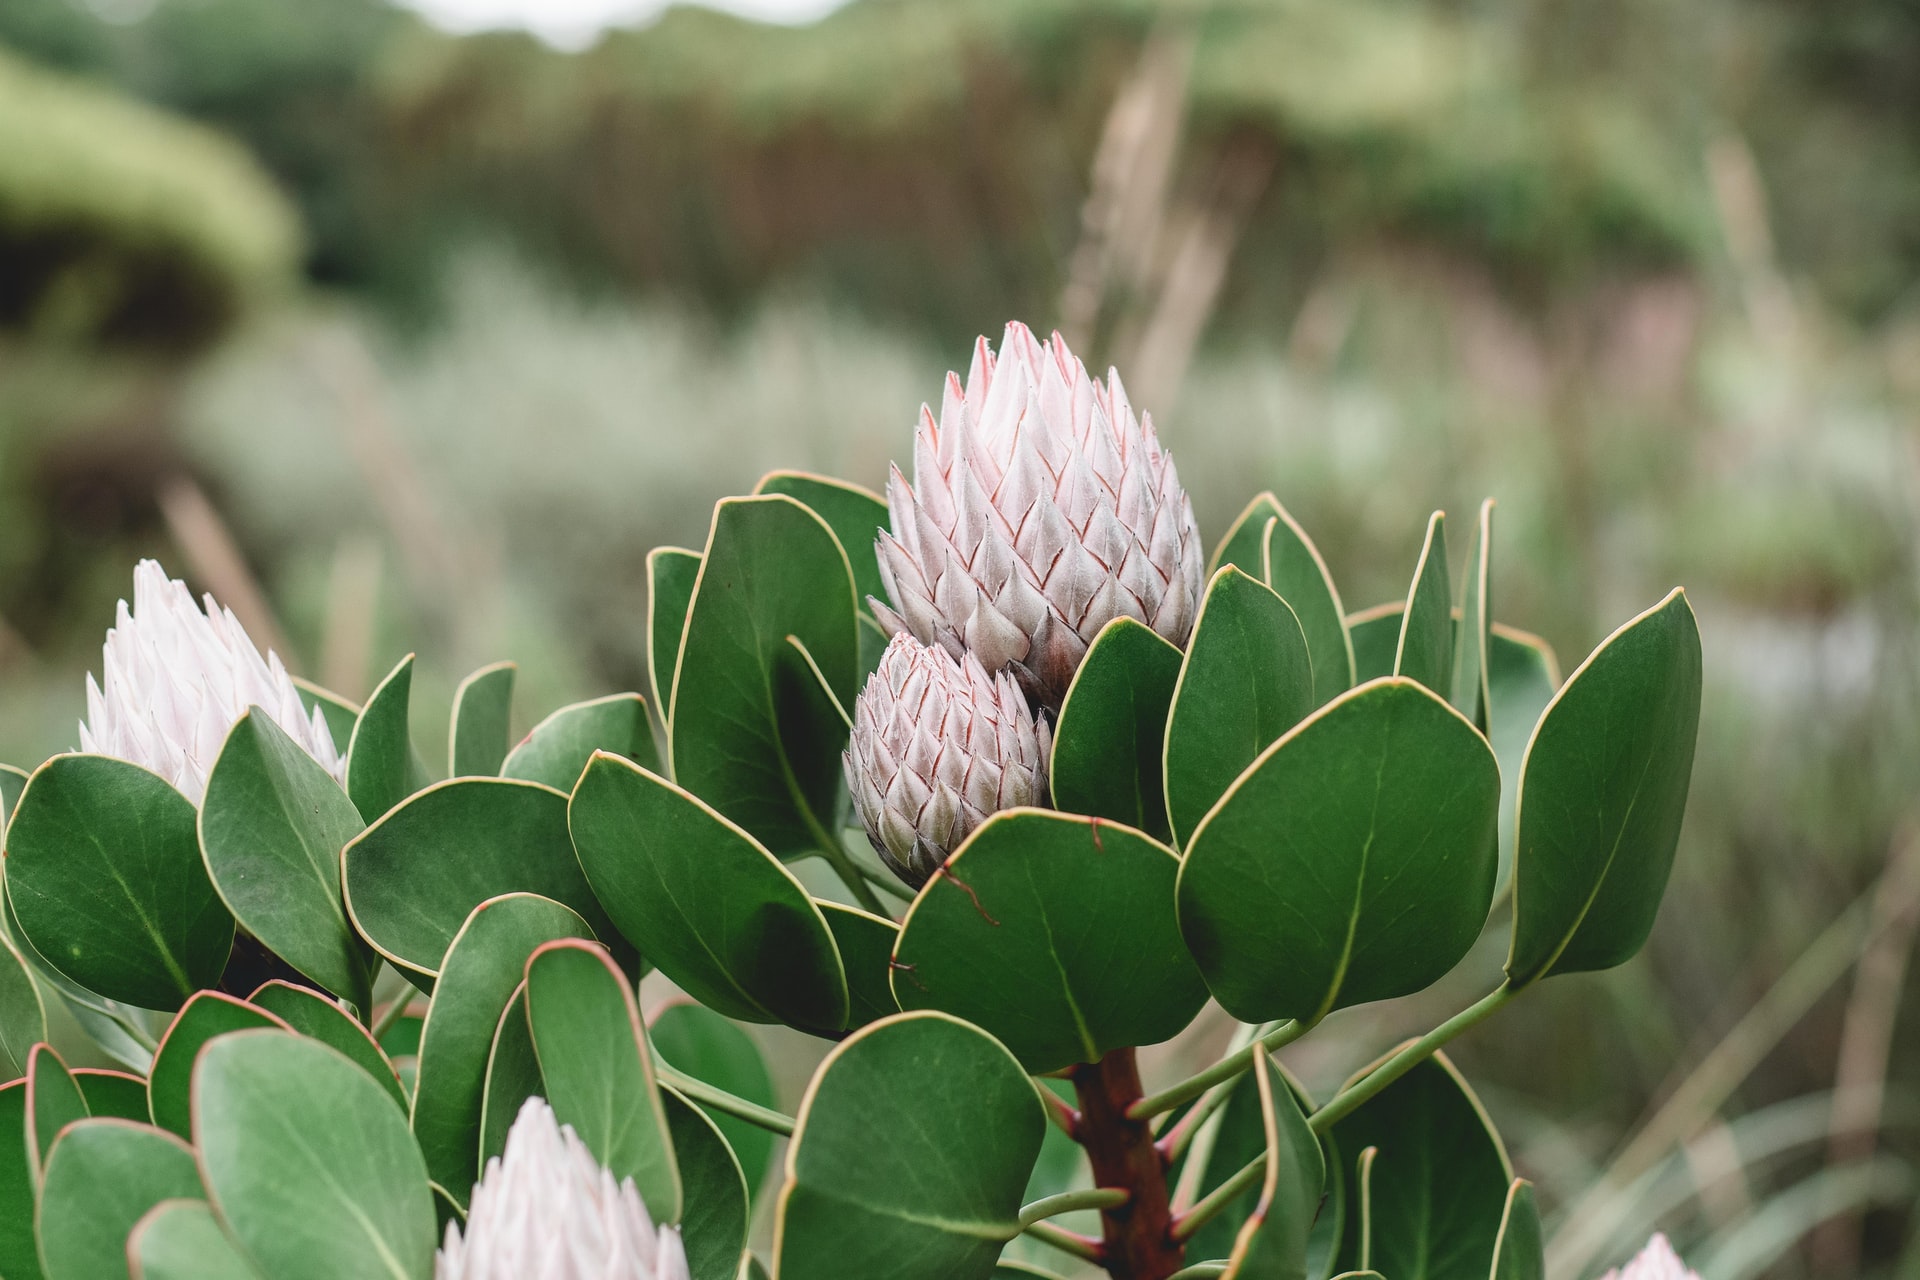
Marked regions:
[1,0,1917,1275]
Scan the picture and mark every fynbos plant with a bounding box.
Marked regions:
[0,323,1702,1280]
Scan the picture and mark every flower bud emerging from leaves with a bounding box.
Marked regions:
[874,320,1203,706]
[436,1096,689,1280]
[844,633,1051,888]
[77,559,344,805]
[1600,1233,1699,1280]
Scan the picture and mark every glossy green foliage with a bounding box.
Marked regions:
[500,693,658,792]
[27,1044,88,1183]
[525,940,681,1223]
[1263,508,1356,709]
[1486,628,1559,885]
[775,1013,1042,1280]
[1449,501,1494,733]
[73,1070,148,1122]
[247,981,406,1111]
[1346,605,1402,684]
[195,1031,436,1280]
[1164,567,1313,848]
[200,709,374,1013]
[568,753,848,1032]
[411,893,594,1206]
[816,902,900,1032]
[668,495,859,858]
[448,662,516,778]
[1221,1054,1325,1280]
[147,992,287,1138]
[1507,590,1703,985]
[342,778,617,982]
[346,654,421,824]
[662,1089,750,1280]
[478,984,540,1168]
[647,546,701,718]
[128,1200,262,1280]
[37,1119,202,1280]
[0,935,46,1079]
[1395,512,1452,694]
[6,755,231,1011]
[892,811,1207,1073]
[754,471,890,618]
[1490,1180,1545,1280]
[651,1002,779,1199]
[0,1080,36,1279]
[1331,1054,1512,1279]
[1179,679,1501,1023]
[1050,618,1182,841]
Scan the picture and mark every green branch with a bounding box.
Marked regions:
[1018,1187,1128,1229]
[1130,1019,1307,1122]
[1020,1219,1103,1263]
[657,1064,797,1136]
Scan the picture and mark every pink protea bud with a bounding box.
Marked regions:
[844,633,1052,889]
[1600,1233,1700,1280]
[874,321,1204,707]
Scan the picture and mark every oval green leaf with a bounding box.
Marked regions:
[774,1012,1043,1280]
[195,1030,437,1280]
[1346,603,1402,684]
[200,709,374,1013]
[448,662,516,778]
[754,471,890,620]
[651,1002,778,1200]
[342,777,618,982]
[411,893,594,1205]
[892,810,1207,1073]
[1178,678,1501,1023]
[1050,618,1182,841]
[1164,567,1314,849]
[1490,1179,1544,1280]
[477,983,540,1168]
[1487,627,1559,889]
[129,1199,262,1280]
[668,494,859,858]
[0,934,46,1080]
[816,902,900,1033]
[568,753,847,1033]
[346,654,419,824]
[1262,502,1356,709]
[27,1043,89,1184]
[1449,500,1494,732]
[500,693,658,792]
[37,1119,203,1280]
[1221,1054,1325,1280]
[74,1070,150,1123]
[248,981,406,1112]
[148,992,288,1138]
[7,755,232,1010]
[524,940,681,1223]
[1506,589,1702,986]
[0,1079,36,1280]
[1395,512,1452,695]
[648,546,701,722]
[663,1087,750,1280]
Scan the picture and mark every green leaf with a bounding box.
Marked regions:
[1490,1179,1544,1280]
[410,893,594,1206]
[1449,500,1494,733]
[1330,1053,1511,1280]
[525,940,681,1223]
[1180,1068,1281,1261]
[1506,589,1702,986]
[292,679,361,750]
[342,778,619,983]
[663,1088,750,1280]
[994,1265,1064,1278]
[37,1119,203,1280]
[200,709,375,1013]
[1209,494,1281,579]
[568,753,848,1033]
[1177,678,1501,1023]
[0,934,47,1080]
[651,1002,778,1200]
[128,1200,262,1280]
[1164,567,1314,849]
[774,1012,1043,1280]
[1395,512,1452,695]
[1263,504,1356,709]
[668,495,859,858]
[0,1080,38,1280]
[6,755,232,1010]
[477,983,540,1169]
[1487,628,1559,890]
[247,981,406,1112]
[195,1030,437,1280]
[1221,1054,1325,1280]
[816,901,900,1033]
[27,1043,89,1184]
[892,811,1207,1073]
[448,662,516,778]
[648,547,701,722]
[1050,618,1182,841]
[346,654,420,824]
[754,471,890,620]
[73,1070,149,1122]
[1346,604,1404,684]
[147,992,287,1138]
[500,693,658,793]
[0,762,29,822]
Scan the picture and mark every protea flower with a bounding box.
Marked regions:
[1600,1233,1700,1280]
[874,320,1204,707]
[844,632,1051,888]
[77,559,344,805]
[437,1096,688,1280]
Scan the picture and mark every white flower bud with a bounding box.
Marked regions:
[1600,1233,1700,1280]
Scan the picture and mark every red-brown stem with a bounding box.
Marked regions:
[1070,1048,1184,1280]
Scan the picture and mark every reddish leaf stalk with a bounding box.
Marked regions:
[1070,1047,1184,1280]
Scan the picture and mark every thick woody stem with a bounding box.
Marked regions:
[1070,1048,1184,1280]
